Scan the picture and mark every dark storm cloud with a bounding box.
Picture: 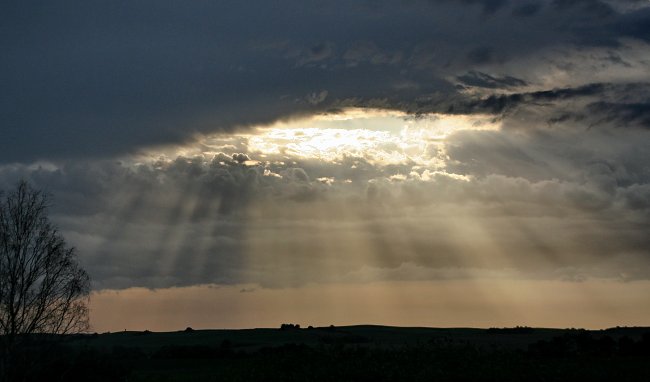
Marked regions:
[511,83,650,130]
[393,83,604,115]
[459,83,611,115]
[2,0,649,162]
[615,6,650,41]
[586,101,650,128]
[410,82,650,132]
[512,3,542,17]
[457,71,528,89]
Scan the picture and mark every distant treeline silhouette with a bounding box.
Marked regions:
[487,326,534,334]
[280,323,336,330]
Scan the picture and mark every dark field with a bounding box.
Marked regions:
[8,325,650,381]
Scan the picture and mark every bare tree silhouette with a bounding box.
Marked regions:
[0,181,90,377]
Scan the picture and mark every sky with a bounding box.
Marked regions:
[2,0,650,331]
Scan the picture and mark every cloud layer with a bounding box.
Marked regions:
[2,0,649,162]
[1,108,649,289]
[1,0,649,292]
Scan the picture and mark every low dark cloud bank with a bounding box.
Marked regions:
[1,121,649,289]
[2,0,650,162]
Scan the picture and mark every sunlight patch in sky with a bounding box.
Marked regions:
[143,109,500,169]
[241,109,500,166]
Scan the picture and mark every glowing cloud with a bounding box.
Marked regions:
[140,109,501,174]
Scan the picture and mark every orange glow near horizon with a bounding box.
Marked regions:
[90,280,650,332]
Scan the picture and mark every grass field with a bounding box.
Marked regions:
[74,325,649,351]
[9,325,650,381]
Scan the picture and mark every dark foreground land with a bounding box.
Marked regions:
[7,325,650,381]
